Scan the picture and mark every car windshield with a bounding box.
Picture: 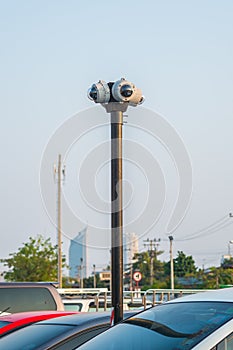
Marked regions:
[77,301,233,350]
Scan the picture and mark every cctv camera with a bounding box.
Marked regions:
[87,80,110,104]
[128,90,145,107]
[112,78,144,106]
[112,78,134,102]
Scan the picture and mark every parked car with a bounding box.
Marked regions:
[0,310,78,337]
[0,312,111,349]
[75,287,233,350]
[0,282,64,313]
[62,298,96,312]
[0,310,137,349]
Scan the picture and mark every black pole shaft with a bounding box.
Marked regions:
[111,111,123,324]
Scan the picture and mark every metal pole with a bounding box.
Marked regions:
[130,262,133,291]
[111,110,123,324]
[57,154,62,288]
[80,258,83,288]
[149,240,154,286]
[150,251,154,286]
[169,236,174,290]
[93,264,96,288]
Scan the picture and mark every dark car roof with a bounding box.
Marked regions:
[0,310,139,350]
[35,310,137,326]
[36,311,111,326]
[0,311,112,350]
[0,311,78,336]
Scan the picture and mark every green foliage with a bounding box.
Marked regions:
[82,275,108,289]
[2,236,233,290]
[132,251,150,286]
[174,251,197,277]
[132,250,168,288]
[199,266,233,289]
[1,235,65,282]
[132,250,200,289]
[221,257,233,269]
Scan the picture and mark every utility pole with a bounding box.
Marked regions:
[143,238,161,286]
[169,236,174,290]
[228,214,233,256]
[93,264,96,288]
[80,258,84,288]
[54,154,65,288]
[130,263,133,291]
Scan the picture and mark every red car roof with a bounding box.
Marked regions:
[0,310,78,336]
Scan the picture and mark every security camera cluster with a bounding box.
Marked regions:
[88,78,144,107]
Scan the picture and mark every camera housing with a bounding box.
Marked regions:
[112,78,144,106]
[87,80,110,104]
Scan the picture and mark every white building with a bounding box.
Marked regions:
[124,232,139,266]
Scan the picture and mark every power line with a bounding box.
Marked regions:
[177,214,228,239]
[178,220,233,241]
[177,214,232,241]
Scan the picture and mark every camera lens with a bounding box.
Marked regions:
[120,84,133,98]
[89,85,98,101]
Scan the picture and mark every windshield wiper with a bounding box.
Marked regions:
[0,307,10,315]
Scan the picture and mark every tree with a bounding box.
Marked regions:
[82,275,108,289]
[221,257,233,269]
[199,266,233,289]
[173,251,197,277]
[131,250,166,288]
[1,235,65,282]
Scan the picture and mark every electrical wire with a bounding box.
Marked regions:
[178,219,233,241]
[176,214,231,241]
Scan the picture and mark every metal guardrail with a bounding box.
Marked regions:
[57,288,108,296]
[58,288,214,311]
[143,288,212,306]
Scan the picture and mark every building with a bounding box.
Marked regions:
[124,232,139,266]
[69,226,88,280]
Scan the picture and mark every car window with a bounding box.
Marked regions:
[63,303,83,312]
[76,302,233,350]
[0,288,57,312]
[213,331,233,350]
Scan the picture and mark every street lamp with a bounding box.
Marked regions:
[169,236,174,290]
[88,78,144,324]
[93,264,96,288]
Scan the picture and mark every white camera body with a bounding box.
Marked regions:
[87,80,110,103]
[112,78,144,106]
[87,78,144,106]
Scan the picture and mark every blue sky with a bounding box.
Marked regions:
[0,1,233,275]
